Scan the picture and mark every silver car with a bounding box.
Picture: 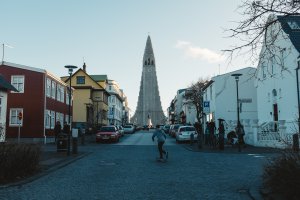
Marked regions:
[175,126,198,143]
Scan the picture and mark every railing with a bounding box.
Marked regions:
[257,121,280,141]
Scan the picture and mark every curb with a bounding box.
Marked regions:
[0,152,91,189]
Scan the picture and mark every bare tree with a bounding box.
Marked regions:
[224,0,300,65]
[184,79,211,128]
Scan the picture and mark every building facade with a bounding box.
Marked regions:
[0,74,18,142]
[107,80,124,125]
[1,61,71,143]
[61,64,110,130]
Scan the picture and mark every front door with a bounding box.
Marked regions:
[273,104,278,131]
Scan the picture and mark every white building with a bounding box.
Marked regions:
[255,15,300,148]
[107,80,124,125]
[0,75,18,142]
[203,67,258,145]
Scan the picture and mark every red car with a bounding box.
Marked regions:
[96,126,120,143]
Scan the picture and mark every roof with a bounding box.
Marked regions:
[278,15,300,52]
[0,75,18,92]
[2,61,45,73]
[90,75,108,82]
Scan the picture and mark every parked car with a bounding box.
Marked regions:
[123,125,135,134]
[162,124,171,134]
[96,126,120,143]
[117,125,124,136]
[169,124,183,137]
[175,125,198,143]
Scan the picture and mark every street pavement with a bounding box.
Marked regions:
[0,130,282,200]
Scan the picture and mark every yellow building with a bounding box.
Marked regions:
[62,64,110,131]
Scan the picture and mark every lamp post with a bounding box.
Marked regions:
[231,73,243,152]
[65,65,77,156]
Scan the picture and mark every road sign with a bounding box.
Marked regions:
[18,112,23,120]
[203,101,210,113]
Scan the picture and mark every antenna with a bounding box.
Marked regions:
[2,43,14,63]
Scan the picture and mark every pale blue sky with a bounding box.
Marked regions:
[1,0,253,114]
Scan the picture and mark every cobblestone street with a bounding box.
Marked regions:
[0,131,280,200]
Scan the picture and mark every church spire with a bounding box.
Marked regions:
[144,35,154,58]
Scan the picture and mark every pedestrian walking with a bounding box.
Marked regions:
[204,122,209,145]
[152,124,168,160]
[208,119,216,148]
[218,119,225,150]
[54,121,62,143]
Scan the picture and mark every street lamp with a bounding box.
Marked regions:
[65,65,77,156]
[231,73,243,152]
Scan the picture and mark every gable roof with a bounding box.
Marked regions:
[65,68,107,91]
[90,75,108,82]
[0,75,18,92]
[278,15,300,52]
[2,61,45,73]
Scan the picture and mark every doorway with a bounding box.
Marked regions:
[273,103,278,132]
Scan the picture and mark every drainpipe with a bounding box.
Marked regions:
[43,74,47,144]
[296,58,300,134]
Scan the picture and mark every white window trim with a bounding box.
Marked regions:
[45,110,51,129]
[9,108,23,127]
[46,78,51,97]
[51,81,56,99]
[51,111,55,129]
[11,75,25,93]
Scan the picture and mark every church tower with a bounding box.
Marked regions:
[131,36,166,126]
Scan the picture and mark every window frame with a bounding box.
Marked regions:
[9,108,23,127]
[76,76,85,84]
[11,75,25,93]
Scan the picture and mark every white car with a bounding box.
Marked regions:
[175,126,198,143]
[123,125,135,134]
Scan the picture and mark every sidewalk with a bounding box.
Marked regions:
[184,142,284,154]
[0,136,93,189]
[184,142,284,200]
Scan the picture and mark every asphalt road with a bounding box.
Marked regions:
[0,130,272,200]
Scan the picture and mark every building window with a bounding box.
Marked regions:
[56,112,64,126]
[9,108,23,126]
[56,84,61,101]
[76,76,85,84]
[11,75,24,93]
[51,111,55,129]
[45,110,51,129]
[61,86,65,103]
[51,81,56,99]
[46,78,51,97]
[66,89,69,105]
[262,66,266,79]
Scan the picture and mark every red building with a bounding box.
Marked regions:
[0,61,72,143]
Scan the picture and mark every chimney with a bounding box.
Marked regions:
[83,62,86,72]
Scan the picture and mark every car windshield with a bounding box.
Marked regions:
[100,127,115,132]
[124,125,132,128]
[174,125,182,130]
[180,127,195,132]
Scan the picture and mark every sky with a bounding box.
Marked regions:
[0,0,254,115]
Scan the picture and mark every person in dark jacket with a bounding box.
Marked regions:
[54,121,62,143]
[152,125,168,160]
[63,122,70,135]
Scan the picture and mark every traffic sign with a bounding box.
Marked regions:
[203,101,210,113]
[18,112,23,120]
